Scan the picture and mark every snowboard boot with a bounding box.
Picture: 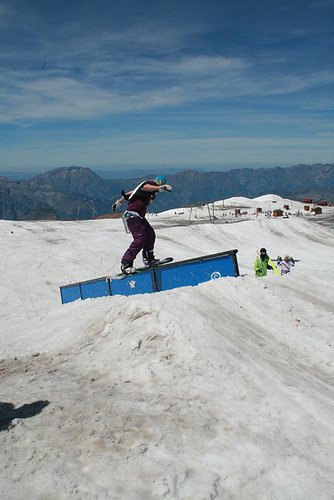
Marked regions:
[142,250,158,267]
[121,262,137,275]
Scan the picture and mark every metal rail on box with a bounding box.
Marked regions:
[60,249,239,304]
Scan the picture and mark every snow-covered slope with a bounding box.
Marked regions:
[1,199,334,499]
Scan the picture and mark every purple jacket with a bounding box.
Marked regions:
[127,180,159,218]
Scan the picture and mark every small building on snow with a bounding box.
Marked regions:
[272,209,284,217]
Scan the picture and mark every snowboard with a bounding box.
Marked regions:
[268,258,280,276]
[114,257,173,278]
[135,257,173,272]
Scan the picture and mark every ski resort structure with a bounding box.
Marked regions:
[60,249,240,304]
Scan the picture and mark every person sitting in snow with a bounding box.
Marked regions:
[112,175,172,274]
[277,255,295,275]
[254,247,273,277]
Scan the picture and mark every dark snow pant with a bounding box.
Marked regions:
[121,217,156,266]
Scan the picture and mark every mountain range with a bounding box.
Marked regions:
[0,163,333,220]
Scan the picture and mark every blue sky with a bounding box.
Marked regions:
[0,0,334,173]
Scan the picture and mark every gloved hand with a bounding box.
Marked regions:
[159,184,172,192]
[112,199,122,211]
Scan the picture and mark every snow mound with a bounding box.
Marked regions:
[221,196,253,205]
[253,194,283,202]
[1,201,334,498]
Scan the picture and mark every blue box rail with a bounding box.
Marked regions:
[60,249,239,304]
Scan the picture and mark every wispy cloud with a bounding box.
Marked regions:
[0,71,187,123]
[2,45,334,125]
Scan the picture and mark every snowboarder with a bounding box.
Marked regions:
[112,175,172,274]
[277,255,295,275]
[254,247,273,277]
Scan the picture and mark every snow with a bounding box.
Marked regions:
[1,196,334,499]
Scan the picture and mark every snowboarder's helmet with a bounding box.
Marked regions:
[155,175,167,185]
[260,247,267,254]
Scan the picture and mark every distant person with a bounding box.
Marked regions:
[254,247,273,277]
[112,175,172,274]
[277,255,295,275]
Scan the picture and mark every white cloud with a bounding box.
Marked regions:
[1,10,334,125]
[0,70,188,123]
[1,62,334,125]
